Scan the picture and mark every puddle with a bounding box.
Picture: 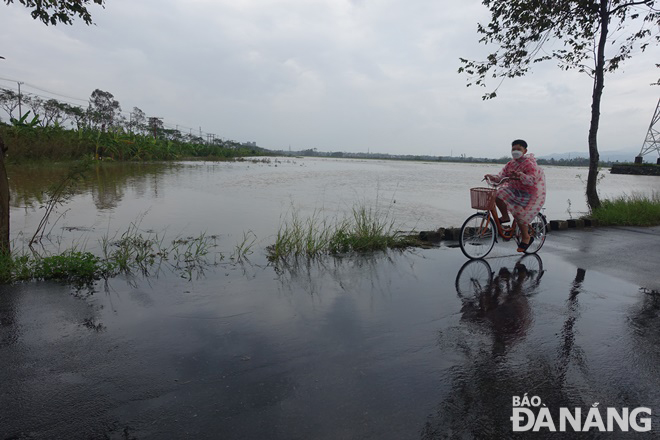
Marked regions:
[1,248,658,438]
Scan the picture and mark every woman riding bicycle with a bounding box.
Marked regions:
[484,139,546,252]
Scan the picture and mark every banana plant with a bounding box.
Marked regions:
[10,111,40,128]
[8,111,41,142]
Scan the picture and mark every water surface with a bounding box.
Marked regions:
[8,158,658,254]
[1,247,658,438]
[2,158,659,438]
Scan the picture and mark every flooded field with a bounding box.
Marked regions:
[1,158,659,439]
[7,157,659,255]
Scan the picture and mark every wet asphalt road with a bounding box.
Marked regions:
[0,227,659,439]
[542,225,660,292]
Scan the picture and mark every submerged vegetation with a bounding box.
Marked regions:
[267,204,419,262]
[589,192,660,226]
[0,203,421,286]
[0,224,222,286]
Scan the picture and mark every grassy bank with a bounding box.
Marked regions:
[589,192,660,226]
[267,205,419,261]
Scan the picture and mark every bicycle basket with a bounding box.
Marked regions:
[470,187,496,210]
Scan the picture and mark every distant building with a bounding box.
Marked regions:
[242,141,257,148]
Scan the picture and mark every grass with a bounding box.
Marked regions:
[231,231,257,262]
[589,192,660,226]
[0,225,223,286]
[267,204,419,261]
[0,250,106,285]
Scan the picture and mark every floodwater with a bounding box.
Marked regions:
[1,158,659,439]
[6,158,659,253]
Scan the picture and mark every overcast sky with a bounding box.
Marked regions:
[1,0,658,157]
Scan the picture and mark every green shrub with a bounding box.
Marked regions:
[589,192,660,226]
[268,204,415,261]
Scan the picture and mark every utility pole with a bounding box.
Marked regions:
[636,97,660,164]
[0,58,8,253]
[17,81,24,119]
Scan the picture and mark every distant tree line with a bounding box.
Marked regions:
[0,87,271,162]
[277,149,623,167]
[0,87,237,145]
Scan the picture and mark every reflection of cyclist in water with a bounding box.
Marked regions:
[456,258,541,355]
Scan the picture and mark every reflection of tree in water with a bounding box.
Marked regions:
[7,162,177,210]
[422,259,591,440]
[91,162,177,210]
[91,164,126,210]
[627,288,660,388]
[556,268,585,385]
[8,165,72,208]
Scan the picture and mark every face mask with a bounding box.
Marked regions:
[511,150,524,160]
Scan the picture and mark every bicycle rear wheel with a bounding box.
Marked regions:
[459,213,496,259]
[515,213,548,254]
[515,254,545,291]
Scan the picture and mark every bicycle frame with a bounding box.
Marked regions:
[486,206,518,242]
[478,177,520,242]
[470,204,518,244]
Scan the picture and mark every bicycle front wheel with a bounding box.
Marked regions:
[459,213,496,259]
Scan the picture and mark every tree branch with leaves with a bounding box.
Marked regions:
[459,0,660,210]
[3,0,105,25]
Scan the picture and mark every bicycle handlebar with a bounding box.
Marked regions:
[482,176,510,187]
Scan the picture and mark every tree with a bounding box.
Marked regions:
[1,0,104,254]
[87,89,121,130]
[459,0,660,210]
[3,0,105,25]
[42,99,67,127]
[24,95,43,124]
[62,103,87,130]
[0,88,20,121]
[148,117,164,138]
[129,106,147,134]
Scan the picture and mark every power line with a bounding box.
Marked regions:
[0,77,231,142]
[0,77,88,104]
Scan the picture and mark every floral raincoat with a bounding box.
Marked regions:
[494,153,546,224]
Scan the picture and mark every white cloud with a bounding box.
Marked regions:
[0,0,658,156]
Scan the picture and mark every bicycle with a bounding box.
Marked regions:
[455,254,545,298]
[458,177,548,259]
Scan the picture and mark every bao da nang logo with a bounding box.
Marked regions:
[511,394,653,433]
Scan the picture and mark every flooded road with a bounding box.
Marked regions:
[1,159,659,438]
[1,237,659,438]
